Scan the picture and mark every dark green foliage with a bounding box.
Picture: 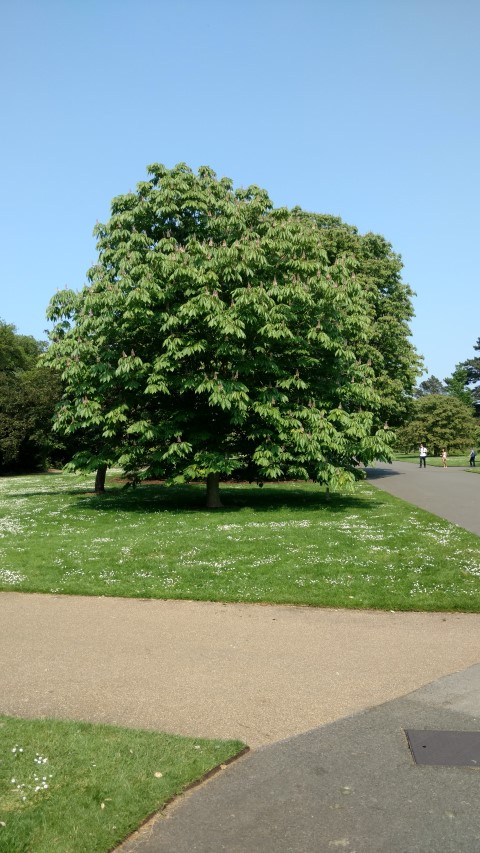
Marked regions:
[0,322,63,473]
[0,322,40,371]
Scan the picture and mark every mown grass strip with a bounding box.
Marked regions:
[0,715,245,853]
[0,472,479,611]
[395,453,476,467]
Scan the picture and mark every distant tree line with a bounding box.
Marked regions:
[0,320,67,473]
[396,340,480,455]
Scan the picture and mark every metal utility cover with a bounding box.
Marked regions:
[405,730,480,767]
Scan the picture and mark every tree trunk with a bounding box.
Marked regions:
[94,464,107,494]
[206,472,223,508]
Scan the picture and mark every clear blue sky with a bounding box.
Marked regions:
[1,0,479,382]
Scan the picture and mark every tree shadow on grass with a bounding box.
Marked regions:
[2,473,380,514]
[70,482,380,516]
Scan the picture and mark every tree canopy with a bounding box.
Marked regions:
[44,163,419,504]
[297,213,422,426]
[414,375,446,397]
[415,361,477,412]
[444,363,474,407]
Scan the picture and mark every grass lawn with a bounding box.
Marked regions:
[0,715,244,853]
[395,453,476,467]
[1,471,480,611]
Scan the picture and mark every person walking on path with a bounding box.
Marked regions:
[441,448,448,468]
[419,444,427,468]
[470,448,476,467]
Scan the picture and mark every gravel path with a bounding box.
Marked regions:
[1,592,479,748]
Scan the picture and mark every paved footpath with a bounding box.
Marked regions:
[1,461,480,851]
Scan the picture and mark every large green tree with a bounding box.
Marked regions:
[395,394,478,456]
[44,164,407,505]
[0,321,63,472]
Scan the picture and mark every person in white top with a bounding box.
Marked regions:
[419,444,427,468]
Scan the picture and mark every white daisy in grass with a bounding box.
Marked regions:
[0,569,26,584]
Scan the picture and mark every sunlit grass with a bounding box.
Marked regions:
[0,714,244,853]
[0,471,480,611]
[394,453,475,467]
